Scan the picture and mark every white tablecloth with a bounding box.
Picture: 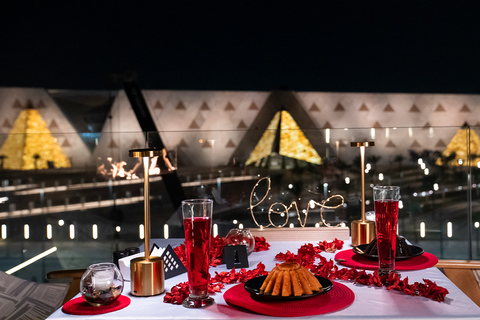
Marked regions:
[48,240,480,319]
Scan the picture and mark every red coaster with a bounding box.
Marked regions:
[62,295,130,315]
[223,281,354,317]
[335,250,438,270]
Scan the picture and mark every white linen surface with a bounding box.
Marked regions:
[48,240,480,319]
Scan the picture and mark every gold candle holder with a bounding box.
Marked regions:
[129,148,165,296]
[350,142,376,246]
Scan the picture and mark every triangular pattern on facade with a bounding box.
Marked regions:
[334,103,345,111]
[435,104,445,112]
[423,122,431,129]
[386,140,396,147]
[108,140,119,148]
[309,103,320,112]
[409,104,420,112]
[224,102,235,111]
[176,101,186,110]
[202,140,212,148]
[189,120,200,129]
[359,103,369,111]
[62,139,71,147]
[237,120,247,129]
[249,102,259,110]
[131,139,142,149]
[372,121,382,128]
[384,104,394,112]
[13,99,23,109]
[0,109,71,170]
[178,139,188,147]
[323,121,332,129]
[49,119,59,130]
[460,104,471,112]
[2,119,12,129]
[435,139,446,148]
[200,102,210,111]
[225,140,236,148]
[154,101,163,109]
[411,140,421,148]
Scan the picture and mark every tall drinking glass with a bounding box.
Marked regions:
[182,199,214,308]
[373,186,400,276]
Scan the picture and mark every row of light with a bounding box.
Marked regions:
[2,217,479,241]
[325,127,433,145]
[0,221,221,240]
[420,221,458,238]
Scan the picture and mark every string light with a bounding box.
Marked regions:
[248,177,345,229]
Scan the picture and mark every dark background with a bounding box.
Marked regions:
[1,1,480,93]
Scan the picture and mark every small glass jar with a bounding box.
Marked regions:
[225,228,255,255]
[80,262,124,307]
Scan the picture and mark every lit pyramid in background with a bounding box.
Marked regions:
[246,110,322,166]
[0,108,71,170]
[436,126,480,166]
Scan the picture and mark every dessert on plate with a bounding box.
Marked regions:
[260,261,322,297]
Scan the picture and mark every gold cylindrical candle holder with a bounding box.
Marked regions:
[129,148,165,296]
[130,256,164,296]
[350,142,376,246]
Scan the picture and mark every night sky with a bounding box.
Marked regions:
[1,1,480,94]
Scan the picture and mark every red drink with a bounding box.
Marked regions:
[183,217,211,297]
[374,199,398,274]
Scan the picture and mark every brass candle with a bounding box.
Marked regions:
[350,142,376,246]
[129,148,164,296]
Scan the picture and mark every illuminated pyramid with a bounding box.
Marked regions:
[0,108,71,170]
[245,110,322,166]
[436,127,480,166]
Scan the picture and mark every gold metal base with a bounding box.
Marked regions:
[130,256,165,297]
[351,220,376,246]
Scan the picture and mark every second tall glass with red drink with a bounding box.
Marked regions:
[373,186,400,276]
[182,199,214,308]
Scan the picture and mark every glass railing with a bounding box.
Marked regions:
[0,125,479,282]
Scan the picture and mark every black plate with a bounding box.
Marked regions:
[352,245,424,261]
[244,275,333,301]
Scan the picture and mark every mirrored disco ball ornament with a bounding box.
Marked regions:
[225,228,255,255]
[80,263,124,307]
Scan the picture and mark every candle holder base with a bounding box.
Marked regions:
[130,256,164,297]
[351,220,376,246]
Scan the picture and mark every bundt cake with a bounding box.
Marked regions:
[363,235,413,257]
[259,261,322,296]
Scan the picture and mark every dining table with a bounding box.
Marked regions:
[47,238,480,319]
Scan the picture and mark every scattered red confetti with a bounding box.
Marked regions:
[163,263,268,304]
[275,239,449,302]
[168,238,448,304]
[253,236,270,251]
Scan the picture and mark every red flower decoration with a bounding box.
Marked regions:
[163,263,268,304]
[275,240,449,302]
[254,236,270,251]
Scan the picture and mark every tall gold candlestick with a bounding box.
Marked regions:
[350,142,376,246]
[129,148,164,296]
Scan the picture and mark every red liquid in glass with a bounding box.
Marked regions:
[374,200,398,274]
[183,217,211,297]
